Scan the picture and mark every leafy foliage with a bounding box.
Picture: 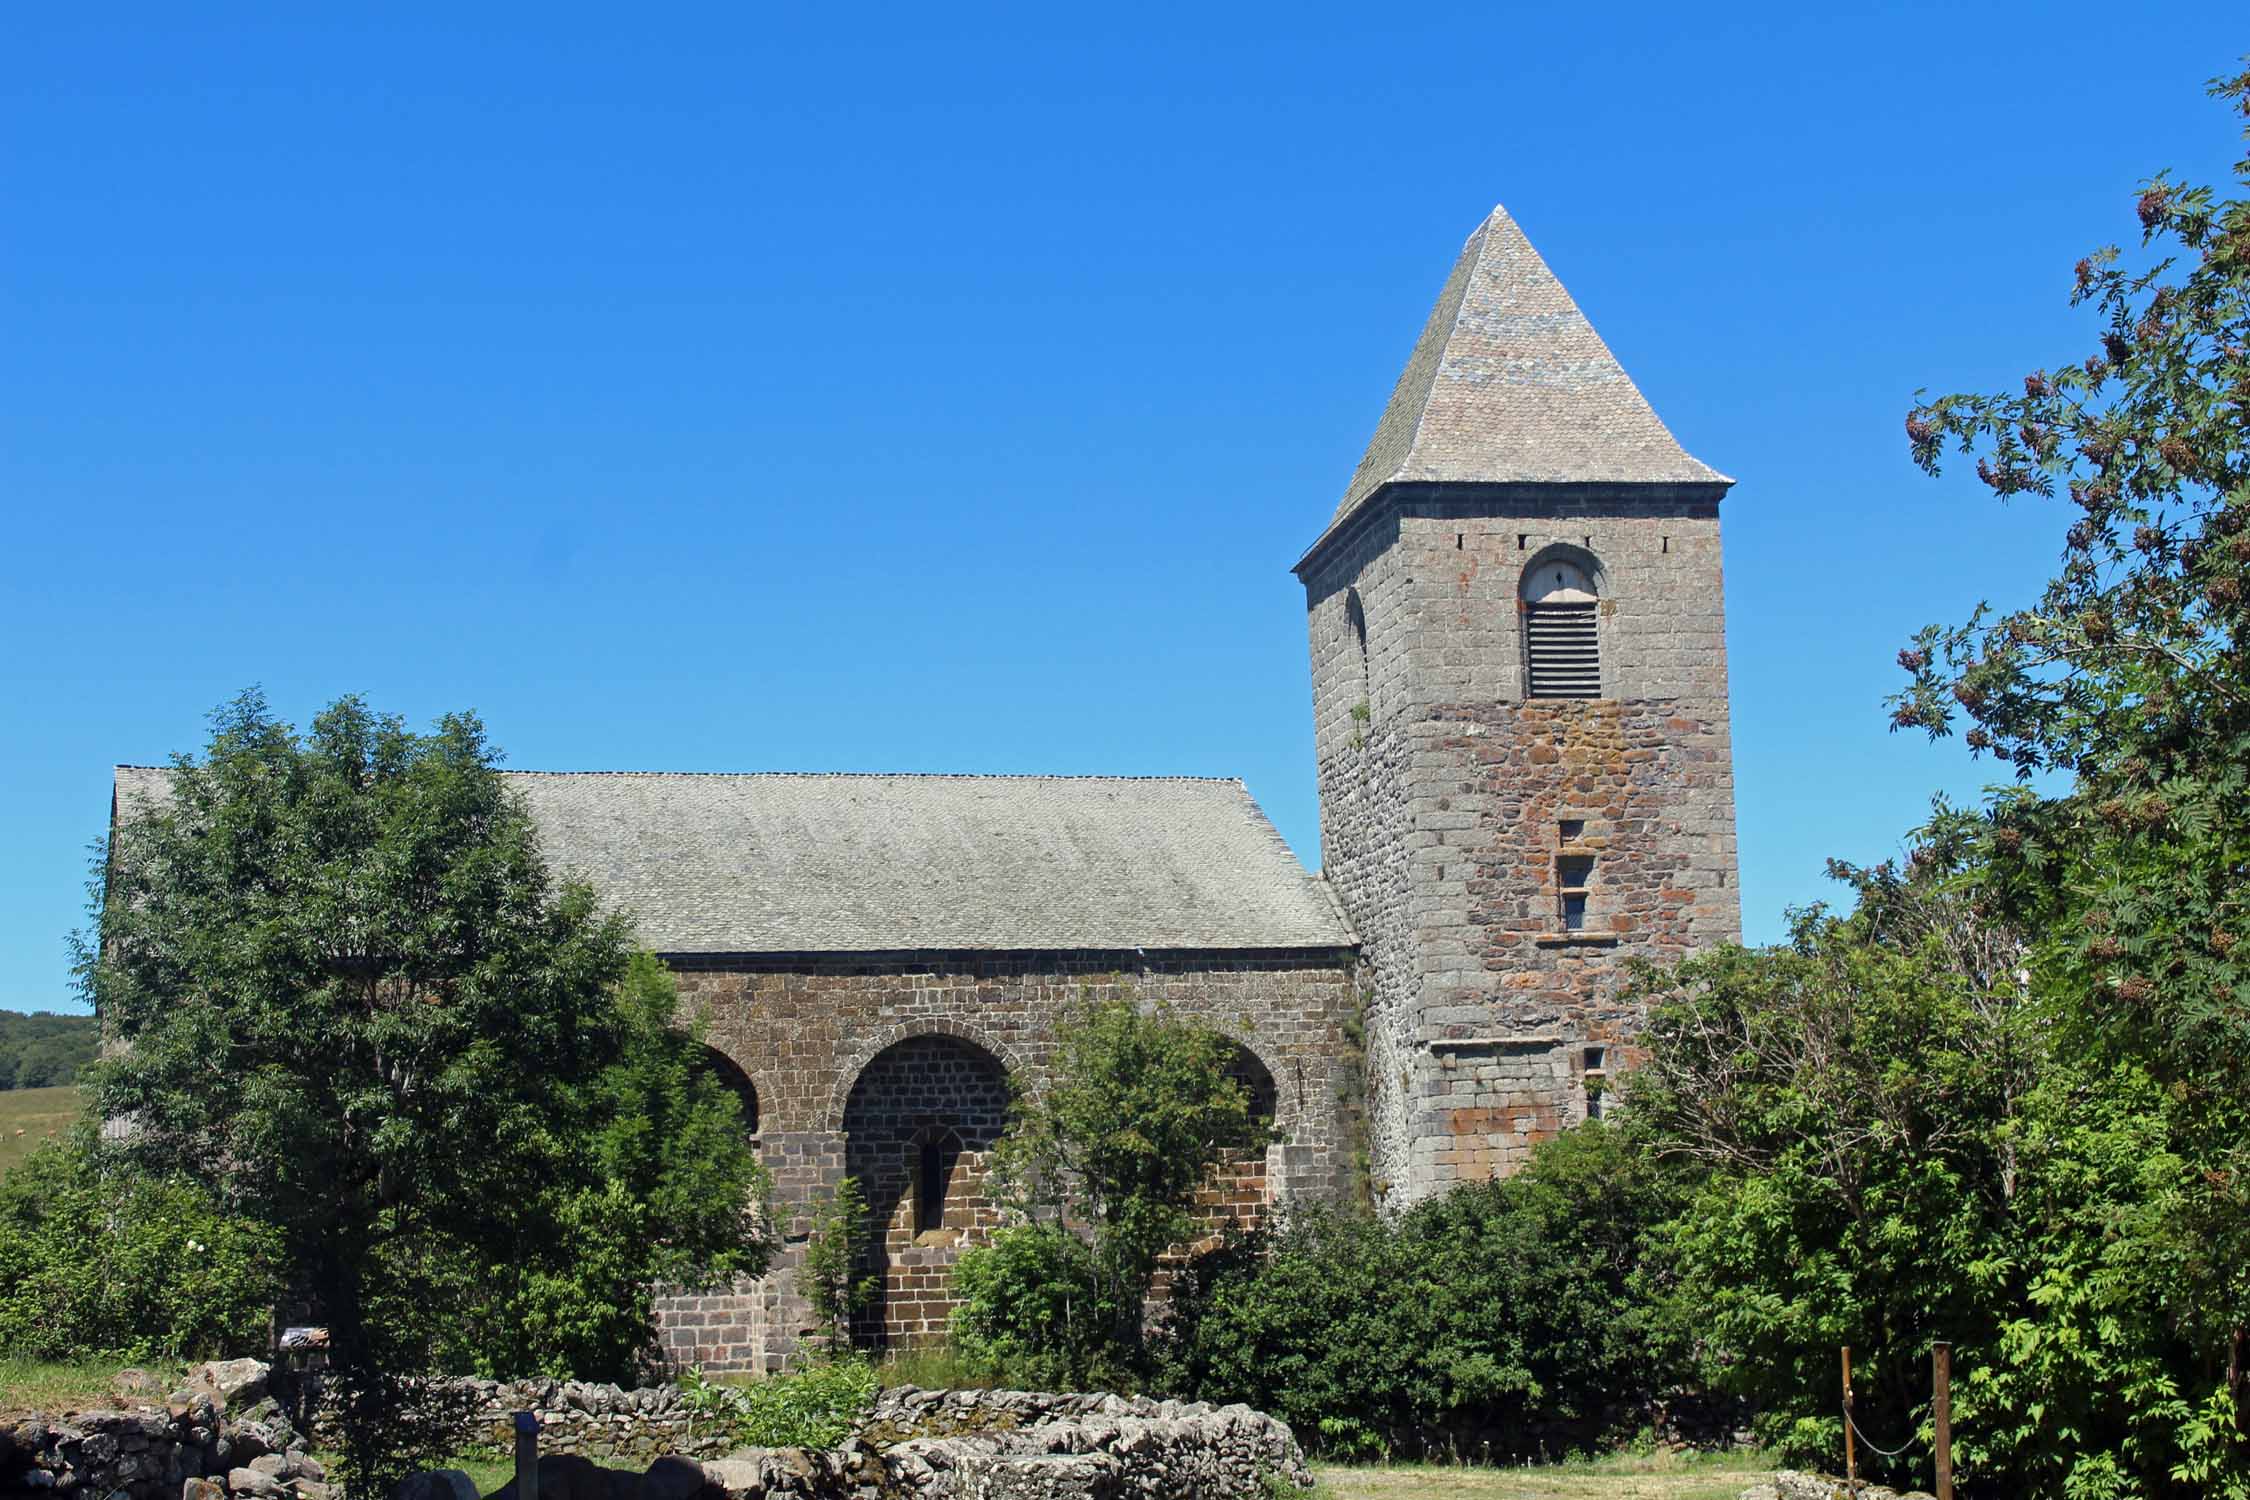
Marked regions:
[82,693,770,1494]
[432,952,774,1381]
[1159,1125,1691,1461]
[950,1220,1129,1392]
[1858,56,2250,1496]
[677,1358,877,1450]
[968,995,1267,1368]
[800,1175,878,1353]
[0,1131,280,1361]
[0,1012,98,1090]
[1627,850,2247,1496]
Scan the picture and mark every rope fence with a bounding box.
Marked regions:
[1840,1343,1955,1498]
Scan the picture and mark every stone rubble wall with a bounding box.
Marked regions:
[2,1359,1308,1500]
[427,1385,1310,1500]
[1738,1473,1935,1500]
[706,1385,1311,1500]
[442,1379,733,1464]
[0,1404,327,1500]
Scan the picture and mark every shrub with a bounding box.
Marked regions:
[978,995,1265,1371]
[679,1357,877,1449]
[1159,1123,1691,1459]
[0,1133,279,1361]
[800,1176,877,1352]
[950,1221,1132,1392]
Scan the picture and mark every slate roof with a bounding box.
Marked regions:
[112,766,1354,955]
[1322,205,1727,540]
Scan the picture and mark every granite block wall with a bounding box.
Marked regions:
[1300,483,1741,1206]
[652,948,1357,1371]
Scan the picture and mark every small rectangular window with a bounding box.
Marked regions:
[1558,856,1593,931]
[1558,820,1584,844]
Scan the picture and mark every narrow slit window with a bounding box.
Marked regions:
[916,1138,949,1233]
[1522,558,1600,699]
[1558,855,1594,932]
[1583,1047,1610,1119]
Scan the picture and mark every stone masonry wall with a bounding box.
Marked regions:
[654,949,1356,1371]
[1301,483,1741,1206]
[842,1034,1011,1347]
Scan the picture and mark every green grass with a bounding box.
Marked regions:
[1311,1449,1775,1500]
[0,1354,186,1415]
[873,1339,1004,1392]
[0,1085,82,1177]
[305,1450,514,1496]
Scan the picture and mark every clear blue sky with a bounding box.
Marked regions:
[5,5,2243,1013]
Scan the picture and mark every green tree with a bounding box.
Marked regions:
[950,1219,1119,1391]
[799,1175,877,1354]
[0,1011,98,1090]
[965,994,1266,1372]
[435,953,773,1380]
[1891,59,2250,1487]
[82,693,771,1496]
[1629,847,2243,1496]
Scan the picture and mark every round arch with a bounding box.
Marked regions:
[822,1016,1030,1136]
[699,1045,763,1136]
[1517,542,1607,604]
[1226,1040,1282,1132]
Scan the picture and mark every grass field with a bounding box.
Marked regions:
[0,1085,81,1176]
[0,1354,186,1415]
[1313,1451,1772,1500]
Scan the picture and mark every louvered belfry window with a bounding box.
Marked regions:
[1523,557,1602,698]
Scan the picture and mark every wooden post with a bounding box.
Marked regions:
[1933,1342,1954,1500]
[514,1411,540,1500]
[1841,1345,1858,1494]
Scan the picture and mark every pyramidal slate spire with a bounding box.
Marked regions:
[1330,205,1726,530]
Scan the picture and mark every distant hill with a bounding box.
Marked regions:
[0,1011,98,1089]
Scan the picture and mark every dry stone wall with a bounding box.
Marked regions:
[2,1395,321,1500]
[446,1380,730,1464]
[504,1387,1312,1500]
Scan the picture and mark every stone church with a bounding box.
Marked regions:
[111,205,1741,1372]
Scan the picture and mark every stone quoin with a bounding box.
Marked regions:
[104,205,1740,1370]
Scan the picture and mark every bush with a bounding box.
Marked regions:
[950,1222,1134,1392]
[1159,1124,1691,1459]
[0,1133,279,1361]
[678,1357,877,1449]
[1631,862,2250,1496]
[977,995,1265,1373]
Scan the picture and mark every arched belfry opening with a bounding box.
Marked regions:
[840,1033,1011,1347]
[1521,549,1604,699]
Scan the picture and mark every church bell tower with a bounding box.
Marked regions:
[1295,206,1742,1208]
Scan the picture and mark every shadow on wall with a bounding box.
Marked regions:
[840,1033,1011,1349]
